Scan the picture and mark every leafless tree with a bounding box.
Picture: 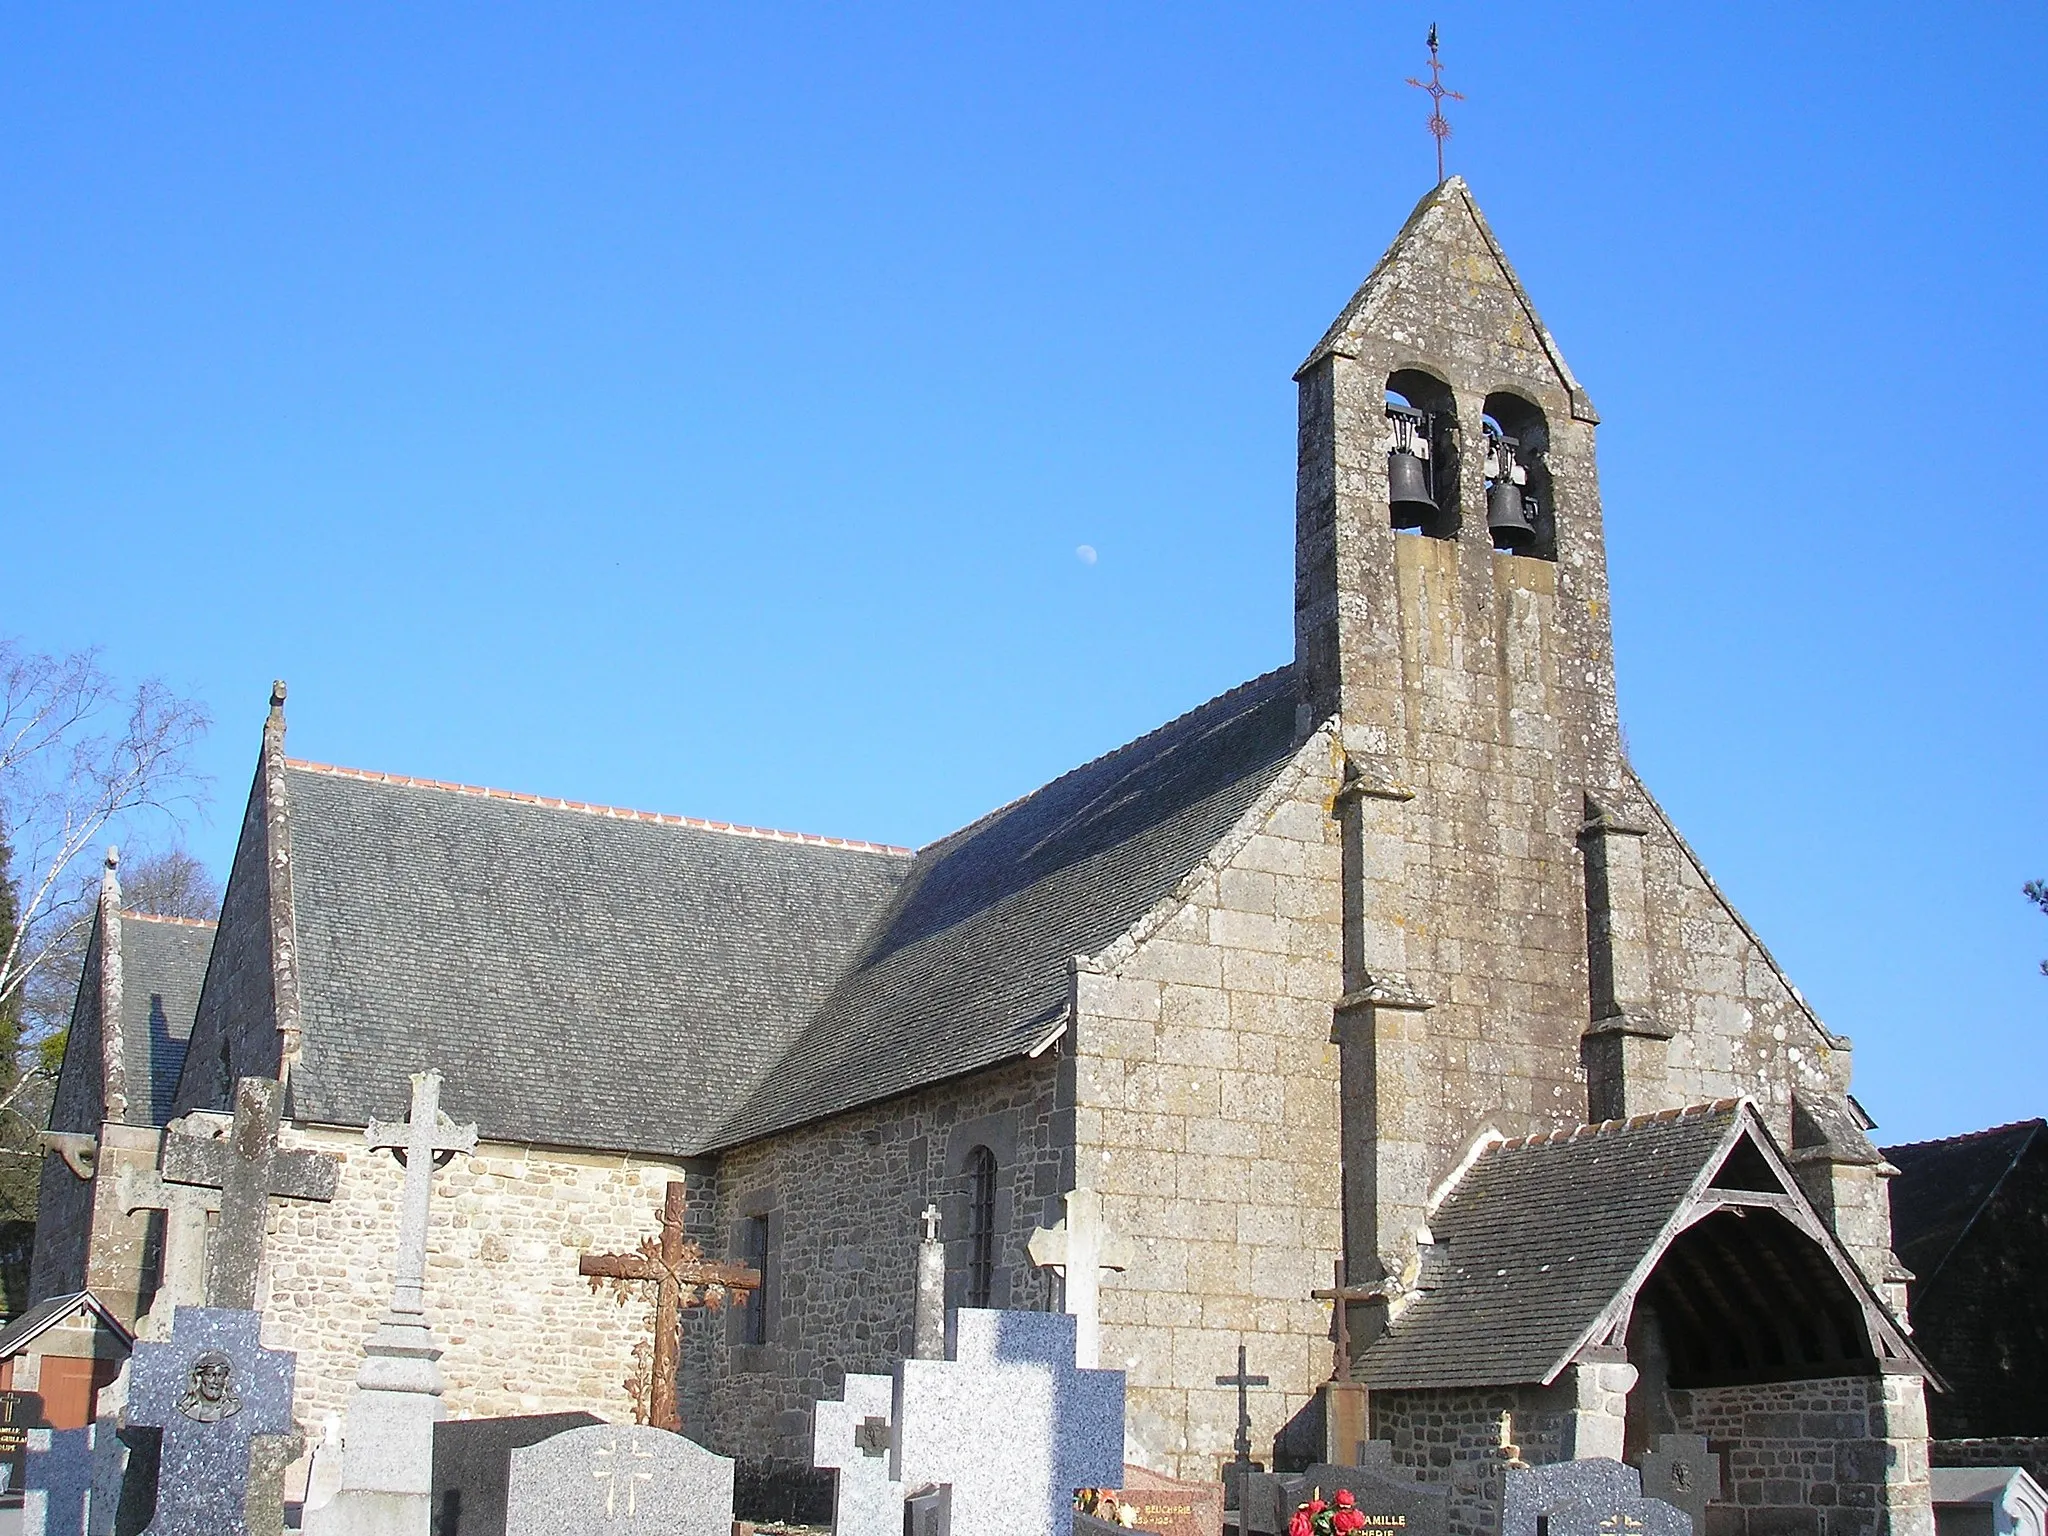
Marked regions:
[0,638,211,1068]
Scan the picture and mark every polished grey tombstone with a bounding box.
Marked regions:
[126,1308,297,1536]
[813,1373,903,1536]
[430,1412,602,1536]
[893,1309,1125,1536]
[1500,1460,1691,1536]
[504,1425,732,1536]
[1242,1450,1448,1536]
[24,1427,94,1536]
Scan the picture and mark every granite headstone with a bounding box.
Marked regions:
[429,1412,603,1536]
[1241,1449,1446,1536]
[126,1307,298,1536]
[1499,1460,1691,1536]
[1095,1466,1223,1536]
[0,1390,47,1500]
[1638,1436,1721,1532]
[24,1426,95,1536]
[904,1485,951,1536]
[894,1309,1125,1536]
[813,1373,903,1536]
[505,1424,732,1536]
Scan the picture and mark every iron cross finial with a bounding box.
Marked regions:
[1406,22,1465,186]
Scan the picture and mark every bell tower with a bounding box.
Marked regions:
[1305,180,1649,1314]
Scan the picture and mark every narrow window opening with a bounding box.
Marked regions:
[1385,369,1459,540]
[965,1146,997,1309]
[740,1214,769,1346]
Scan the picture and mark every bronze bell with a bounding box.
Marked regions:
[1487,480,1536,549]
[1484,428,1537,550]
[1387,406,1437,528]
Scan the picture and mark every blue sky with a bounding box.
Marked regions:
[4,4,2042,1143]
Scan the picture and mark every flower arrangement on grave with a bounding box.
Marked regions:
[1289,1488,1367,1536]
[1075,1490,1139,1528]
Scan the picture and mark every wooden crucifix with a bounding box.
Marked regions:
[579,1181,761,1434]
[1310,1258,1389,1383]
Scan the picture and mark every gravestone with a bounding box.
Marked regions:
[894,1309,1125,1536]
[904,1485,950,1536]
[813,1373,902,1536]
[1499,1460,1691,1536]
[304,1068,477,1536]
[24,1426,96,1536]
[429,1412,603,1536]
[1,1389,46,1498]
[1098,1466,1223,1536]
[1242,1455,1447,1536]
[126,1307,298,1536]
[504,1424,732,1536]
[1637,1436,1720,1532]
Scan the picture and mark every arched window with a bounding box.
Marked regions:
[1481,391,1556,560]
[1385,369,1459,539]
[965,1145,997,1308]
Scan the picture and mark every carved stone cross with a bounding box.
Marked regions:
[162,1077,340,1310]
[578,1181,760,1433]
[119,1143,224,1333]
[365,1068,477,1319]
[1027,1188,1130,1368]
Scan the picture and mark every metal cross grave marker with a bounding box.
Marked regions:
[1217,1341,1270,1489]
[579,1181,761,1434]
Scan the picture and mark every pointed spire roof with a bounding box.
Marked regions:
[1297,177,1598,424]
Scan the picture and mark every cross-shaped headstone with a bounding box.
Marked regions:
[894,1310,1125,1536]
[1639,1435,1721,1531]
[1310,1259,1388,1384]
[365,1068,477,1320]
[161,1077,340,1310]
[813,1373,904,1536]
[1216,1341,1269,1510]
[1027,1190,1130,1369]
[579,1181,760,1434]
[120,1155,224,1334]
[126,1306,298,1535]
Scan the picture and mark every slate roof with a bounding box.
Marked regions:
[0,1290,131,1355]
[118,915,215,1128]
[281,764,912,1156]
[1357,1103,1744,1389]
[1884,1120,2046,1294]
[717,665,1304,1147]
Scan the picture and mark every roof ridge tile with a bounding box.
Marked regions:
[1883,1118,2047,1155]
[118,911,218,929]
[284,758,914,856]
[1494,1098,1742,1153]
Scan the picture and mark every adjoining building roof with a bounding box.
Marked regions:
[280,763,912,1157]
[0,1290,132,1356]
[1357,1100,1923,1391]
[119,914,215,1128]
[1884,1119,2046,1295]
[716,665,1305,1148]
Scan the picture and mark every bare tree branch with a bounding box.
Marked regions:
[0,638,211,1045]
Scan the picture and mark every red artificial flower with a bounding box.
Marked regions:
[1331,1491,1366,1535]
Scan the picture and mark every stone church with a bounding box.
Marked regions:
[31,178,1936,1536]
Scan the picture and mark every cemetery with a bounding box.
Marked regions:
[7,109,2036,1536]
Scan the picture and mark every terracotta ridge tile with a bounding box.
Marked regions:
[118,911,217,929]
[284,758,914,856]
[1493,1098,1742,1153]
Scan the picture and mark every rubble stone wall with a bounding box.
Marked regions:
[706,1055,1066,1514]
[261,1124,709,1432]
[1369,1382,1575,1536]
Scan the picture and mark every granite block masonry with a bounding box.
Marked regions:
[505,1424,734,1536]
[127,1307,298,1536]
[894,1309,1125,1536]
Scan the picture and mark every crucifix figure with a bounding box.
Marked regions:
[1216,1341,1269,1503]
[365,1068,477,1321]
[161,1076,340,1310]
[1026,1189,1130,1368]
[579,1181,761,1433]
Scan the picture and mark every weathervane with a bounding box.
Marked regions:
[1406,23,1464,185]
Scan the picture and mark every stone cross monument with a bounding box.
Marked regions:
[578,1182,761,1434]
[304,1068,477,1536]
[162,1077,341,1309]
[1027,1189,1130,1369]
[913,1204,945,1360]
